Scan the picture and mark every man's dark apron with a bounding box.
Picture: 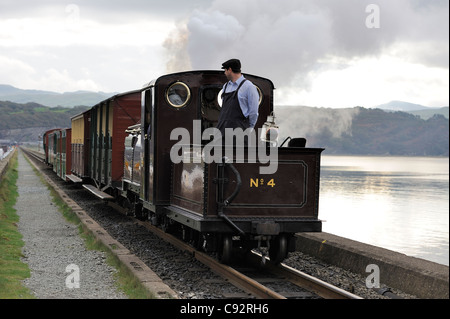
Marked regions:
[216,79,249,138]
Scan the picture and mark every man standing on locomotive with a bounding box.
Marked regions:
[217,59,260,145]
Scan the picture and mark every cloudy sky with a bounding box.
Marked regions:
[0,0,448,108]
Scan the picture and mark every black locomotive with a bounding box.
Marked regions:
[45,70,323,264]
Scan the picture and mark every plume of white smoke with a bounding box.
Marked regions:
[164,20,192,73]
[164,0,448,87]
[275,106,361,143]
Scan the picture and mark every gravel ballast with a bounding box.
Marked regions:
[15,151,127,299]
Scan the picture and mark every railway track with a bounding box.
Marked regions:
[21,147,363,299]
[121,206,362,299]
[21,147,45,162]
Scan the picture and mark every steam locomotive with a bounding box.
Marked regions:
[43,70,323,264]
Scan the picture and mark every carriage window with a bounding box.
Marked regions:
[217,85,263,107]
[166,82,191,108]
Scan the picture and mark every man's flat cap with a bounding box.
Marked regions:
[221,58,241,72]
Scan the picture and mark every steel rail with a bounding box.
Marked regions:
[248,251,363,299]
[20,147,45,162]
[132,217,286,299]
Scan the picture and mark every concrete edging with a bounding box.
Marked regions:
[295,232,449,299]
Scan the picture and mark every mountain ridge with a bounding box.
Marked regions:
[375,100,449,119]
[376,100,435,111]
[0,84,116,107]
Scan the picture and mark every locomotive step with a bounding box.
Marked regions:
[82,184,114,200]
[66,174,82,183]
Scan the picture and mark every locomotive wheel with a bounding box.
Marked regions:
[269,234,288,264]
[219,235,232,264]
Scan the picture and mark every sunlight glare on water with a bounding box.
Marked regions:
[319,156,449,266]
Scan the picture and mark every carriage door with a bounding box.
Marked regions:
[140,88,154,204]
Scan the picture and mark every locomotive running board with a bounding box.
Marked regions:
[82,184,114,200]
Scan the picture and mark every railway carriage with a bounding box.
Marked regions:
[82,90,141,198]
[59,128,72,181]
[43,128,60,166]
[70,109,91,181]
[47,130,58,169]
[44,128,72,181]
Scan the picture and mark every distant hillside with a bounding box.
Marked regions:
[407,107,448,120]
[277,106,449,156]
[375,100,448,119]
[0,100,89,142]
[376,100,430,111]
[2,100,449,156]
[0,84,115,107]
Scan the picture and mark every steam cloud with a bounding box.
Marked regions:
[162,0,447,140]
[275,106,360,144]
[164,0,448,90]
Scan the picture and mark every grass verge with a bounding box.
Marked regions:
[0,151,34,299]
